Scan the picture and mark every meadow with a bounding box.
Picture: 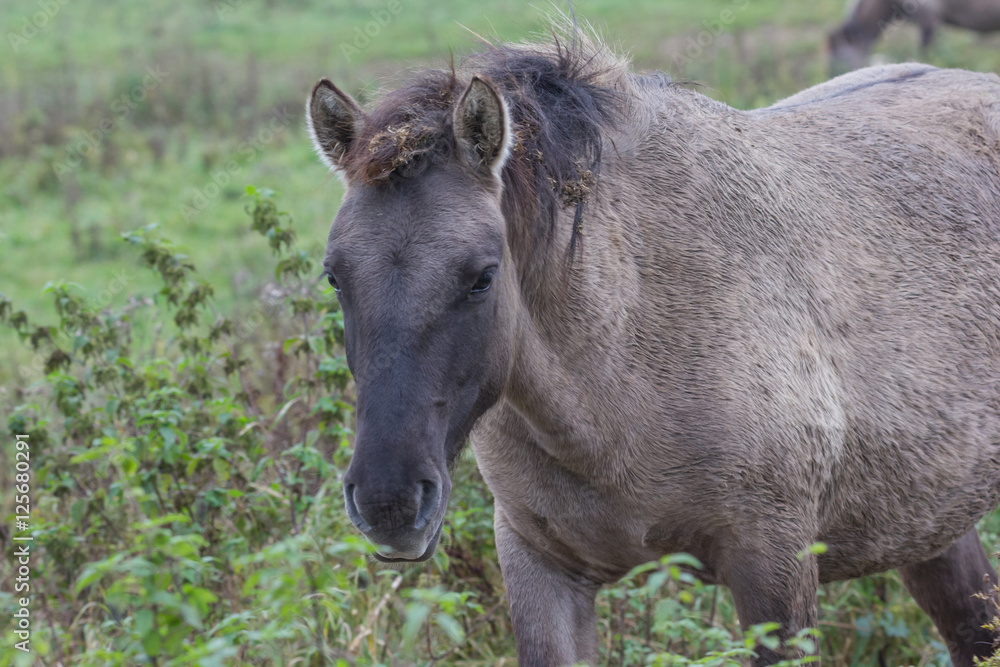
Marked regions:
[4,0,1000,664]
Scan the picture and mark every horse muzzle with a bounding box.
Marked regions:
[343,474,447,562]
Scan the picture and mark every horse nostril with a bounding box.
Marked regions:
[344,483,373,533]
[413,480,441,531]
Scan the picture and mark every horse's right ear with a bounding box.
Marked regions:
[453,76,511,180]
[307,79,364,171]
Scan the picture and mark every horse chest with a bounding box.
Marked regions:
[472,425,715,581]
[501,482,667,580]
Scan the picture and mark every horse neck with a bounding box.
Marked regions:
[500,122,659,460]
[496,82,740,465]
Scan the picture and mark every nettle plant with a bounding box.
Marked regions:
[0,187,362,665]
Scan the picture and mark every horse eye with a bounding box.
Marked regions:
[470,268,495,294]
[323,271,340,292]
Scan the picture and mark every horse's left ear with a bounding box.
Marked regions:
[453,76,511,180]
[307,79,365,172]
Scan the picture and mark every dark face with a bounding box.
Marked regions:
[325,163,514,561]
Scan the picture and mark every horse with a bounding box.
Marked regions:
[829,0,1000,73]
[306,26,1000,666]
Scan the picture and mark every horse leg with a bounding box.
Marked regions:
[914,8,940,51]
[494,508,600,666]
[919,22,937,51]
[898,528,997,666]
[725,546,820,667]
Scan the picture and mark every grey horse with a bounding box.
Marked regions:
[830,0,1000,72]
[307,28,1000,666]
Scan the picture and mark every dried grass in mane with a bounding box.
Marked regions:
[340,29,637,259]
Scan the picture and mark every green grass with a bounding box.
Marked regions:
[3,1,1000,664]
[4,0,999,322]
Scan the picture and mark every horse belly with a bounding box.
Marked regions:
[804,328,1000,579]
[944,0,1000,31]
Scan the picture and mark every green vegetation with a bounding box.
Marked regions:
[2,1,1000,665]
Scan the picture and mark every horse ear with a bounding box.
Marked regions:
[453,76,511,180]
[307,79,364,171]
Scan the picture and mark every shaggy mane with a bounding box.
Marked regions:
[340,26,638,257]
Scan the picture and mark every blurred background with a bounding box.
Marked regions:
[3,1,1000,665]
[5,0,1000,341]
